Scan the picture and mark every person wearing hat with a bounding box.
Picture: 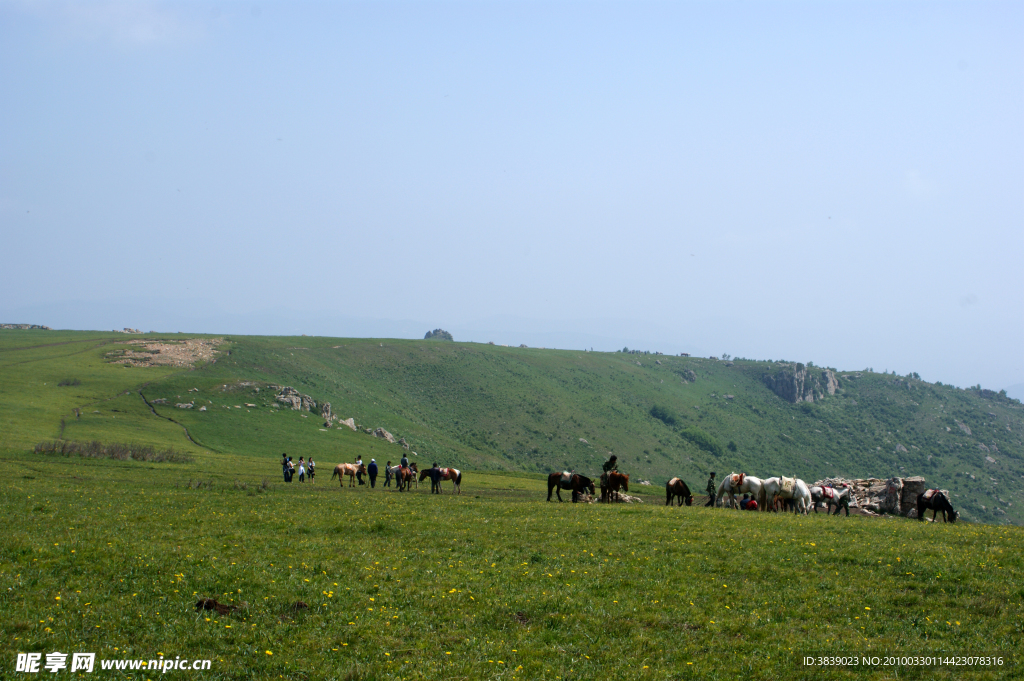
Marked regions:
[705,472,717,507]
[367,458,378,488]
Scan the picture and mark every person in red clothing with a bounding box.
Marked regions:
[739,493,758,511]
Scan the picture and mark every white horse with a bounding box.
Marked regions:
[716,473,763,509]
[759,476,811,514]
[810,485,852,516]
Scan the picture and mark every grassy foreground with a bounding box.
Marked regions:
[2,450,1022,680]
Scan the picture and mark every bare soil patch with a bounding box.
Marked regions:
[107,338,222,368]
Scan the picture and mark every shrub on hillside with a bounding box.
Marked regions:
[424,329,454,341]
[35,440,193,463]
[649,405,677,426]
[679,426,723,457]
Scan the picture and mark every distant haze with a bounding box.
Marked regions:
[1,1,1021,392]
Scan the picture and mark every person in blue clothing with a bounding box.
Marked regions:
[368,459,378,488]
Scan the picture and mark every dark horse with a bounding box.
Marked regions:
[665,477,693,506]
[547,472,596,502]
[600,471,629,502]
[917,489,957,523]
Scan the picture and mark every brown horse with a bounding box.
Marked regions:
[665,477,693,506]
[396,463,419,492]
[600,471,629,502]
[331,463,366,488]
[547,472,595,502]
[917,489,957,523]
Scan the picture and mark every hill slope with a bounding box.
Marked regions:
[2,329,1022,525]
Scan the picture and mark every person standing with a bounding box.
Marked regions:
[430,462,442,494]
[384,460,393,487]
[297,457,306,483]
[281,454,289,483]
[705,472,717,507]
[368,459,378,488]
[355,455,364,485]
[308,457,316,483]
[287,457,295,483]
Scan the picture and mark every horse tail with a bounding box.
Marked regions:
[455,470,462,485]
[331,468,338,480]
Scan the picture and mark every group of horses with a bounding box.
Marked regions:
[713,472,956,521]
[329,461,463,494]
[546,468,957,522]
[546,471,631,503]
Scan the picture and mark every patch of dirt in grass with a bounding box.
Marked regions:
[107,337,223,367]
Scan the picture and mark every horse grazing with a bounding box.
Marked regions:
[331,463,366,488]
[419,467,463,494]
[917,489,957,523]
[716,473,762,509]
[665,478,693,506]
[759,476,811,514]
[547,472,595,502]
[810,485,852,516]
[600,471,629,502]
[395,463,419,492]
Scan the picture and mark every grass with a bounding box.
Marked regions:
[1,451,1021,680]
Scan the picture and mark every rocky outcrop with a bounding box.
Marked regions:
[764,365,839,403]
[677,369,697,383]
[814,475,943,517]
[900,476,927,515]
[1,323,51,330]
[176,402,194,409]
[373,428,397,444]
[320,402,332,421]
[276,387,316,412]
[339,418,357,431]
[955,420,972,435]
[398,437,410,450]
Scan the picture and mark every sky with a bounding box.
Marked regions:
[1,1,1022,394]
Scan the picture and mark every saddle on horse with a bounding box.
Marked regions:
[922,488,937,501]
[822,486,835,500]
[780,476,796,495]
[730,473,745,488]
[561,471,573,487]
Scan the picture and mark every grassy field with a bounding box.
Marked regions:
[1,328,1023,679]
[2,451,1022,680]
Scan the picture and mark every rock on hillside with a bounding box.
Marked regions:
[374,427,397,444]
[814,475,941,517]
[275,386,316,412]
[764,364,839,403]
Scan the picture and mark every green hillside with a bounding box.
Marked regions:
[2,329,1022,525]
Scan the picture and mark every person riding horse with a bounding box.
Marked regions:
[600,455,618,489]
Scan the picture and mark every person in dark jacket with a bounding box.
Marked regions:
[384,460,393,487]
[705,472,716,507]
[368,459,378,488]
[429,462,442,494]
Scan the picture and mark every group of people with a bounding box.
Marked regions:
[281,455,315,483]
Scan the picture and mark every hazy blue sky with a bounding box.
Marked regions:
[2,1,1021,393]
